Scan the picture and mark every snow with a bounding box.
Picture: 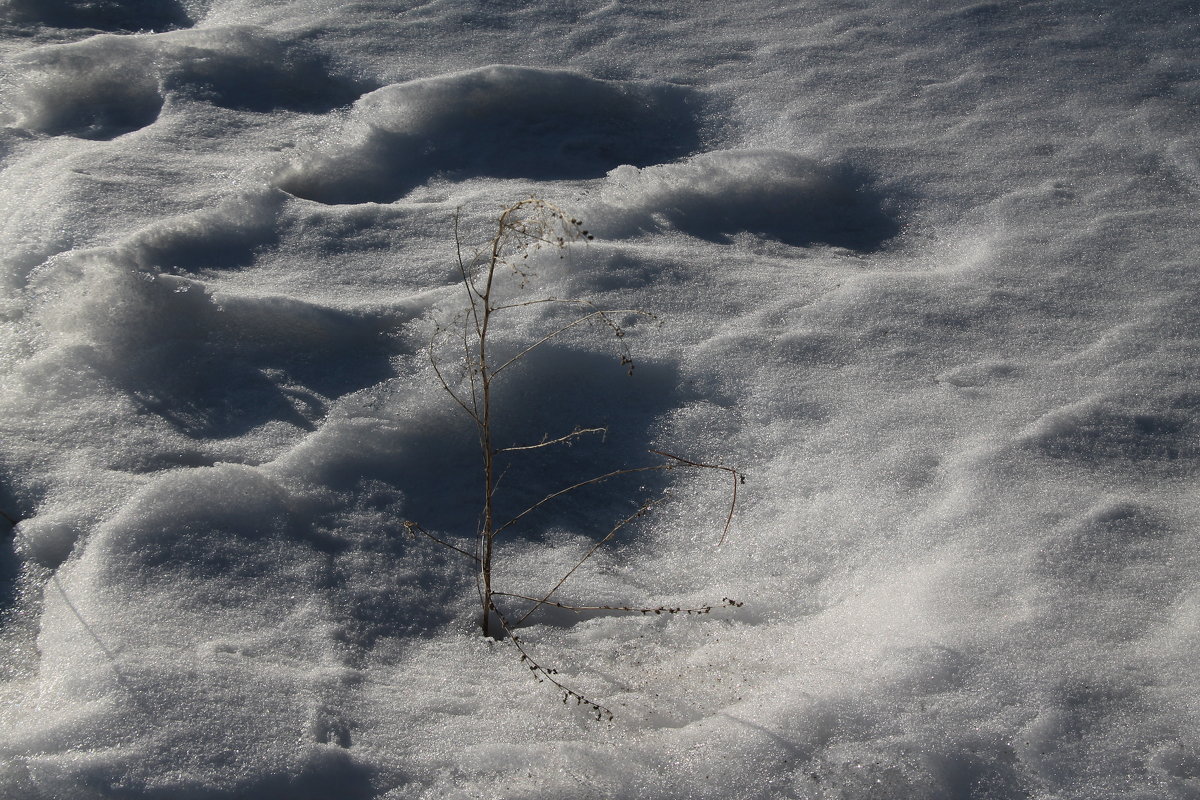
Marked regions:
[1,0,1199,798]
[274,65,698,204]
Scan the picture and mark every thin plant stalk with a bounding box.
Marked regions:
[410,197,743,718]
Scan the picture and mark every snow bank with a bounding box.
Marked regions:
[1021,392,1200,468]
[121,190,285,274]
[4,35,161,139]
[28,251,400,428]
[275,65,701,204]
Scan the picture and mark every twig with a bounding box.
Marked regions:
[491,307,652,378]
[428,328,480,423]
[493,463,671,538]
[403,520,479,563]
[497,426,606,454]
[514,494,669,625]
[650,450,742,546]
[453,207,483,336]
[491,603,614,722]
[497,592,741,617]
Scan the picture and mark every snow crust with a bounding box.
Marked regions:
[1,0,1199,798]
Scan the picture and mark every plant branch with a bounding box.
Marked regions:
[490,307,652,378]
[491,603,614,722]
[497,426,606,454]
[495,591,742,617]
[493,463,671,538]
[403,520,480,563]
[650,450,743,546]
[514,494,669,625]
[453,207,483,336]
[429,333,481,424]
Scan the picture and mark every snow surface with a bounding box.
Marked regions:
[1,0,1199,797]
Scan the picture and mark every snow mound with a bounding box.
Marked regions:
[4,35,161,139]
[0,0,190,32]
[589,150,899,249]
[4,27,365,139]
[8,464,377,799]
[274,65,702,204]
[27,246,402,441]
[122,191,285,274]
[1021,392,1200,469]
[7,239,408,569]
[1035,500,1172,592]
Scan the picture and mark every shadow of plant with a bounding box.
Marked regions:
[397,347,682,543]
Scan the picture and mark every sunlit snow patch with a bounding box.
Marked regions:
[274,65,702,204]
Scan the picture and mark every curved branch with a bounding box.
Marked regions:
[491,307,653,378]
[404,521,480,563]
[649,450,742,545]
[493,463,671,539]
[428,330,480,424]
[514,494,670,625]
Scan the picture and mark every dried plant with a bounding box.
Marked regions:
[407,197,741,719]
